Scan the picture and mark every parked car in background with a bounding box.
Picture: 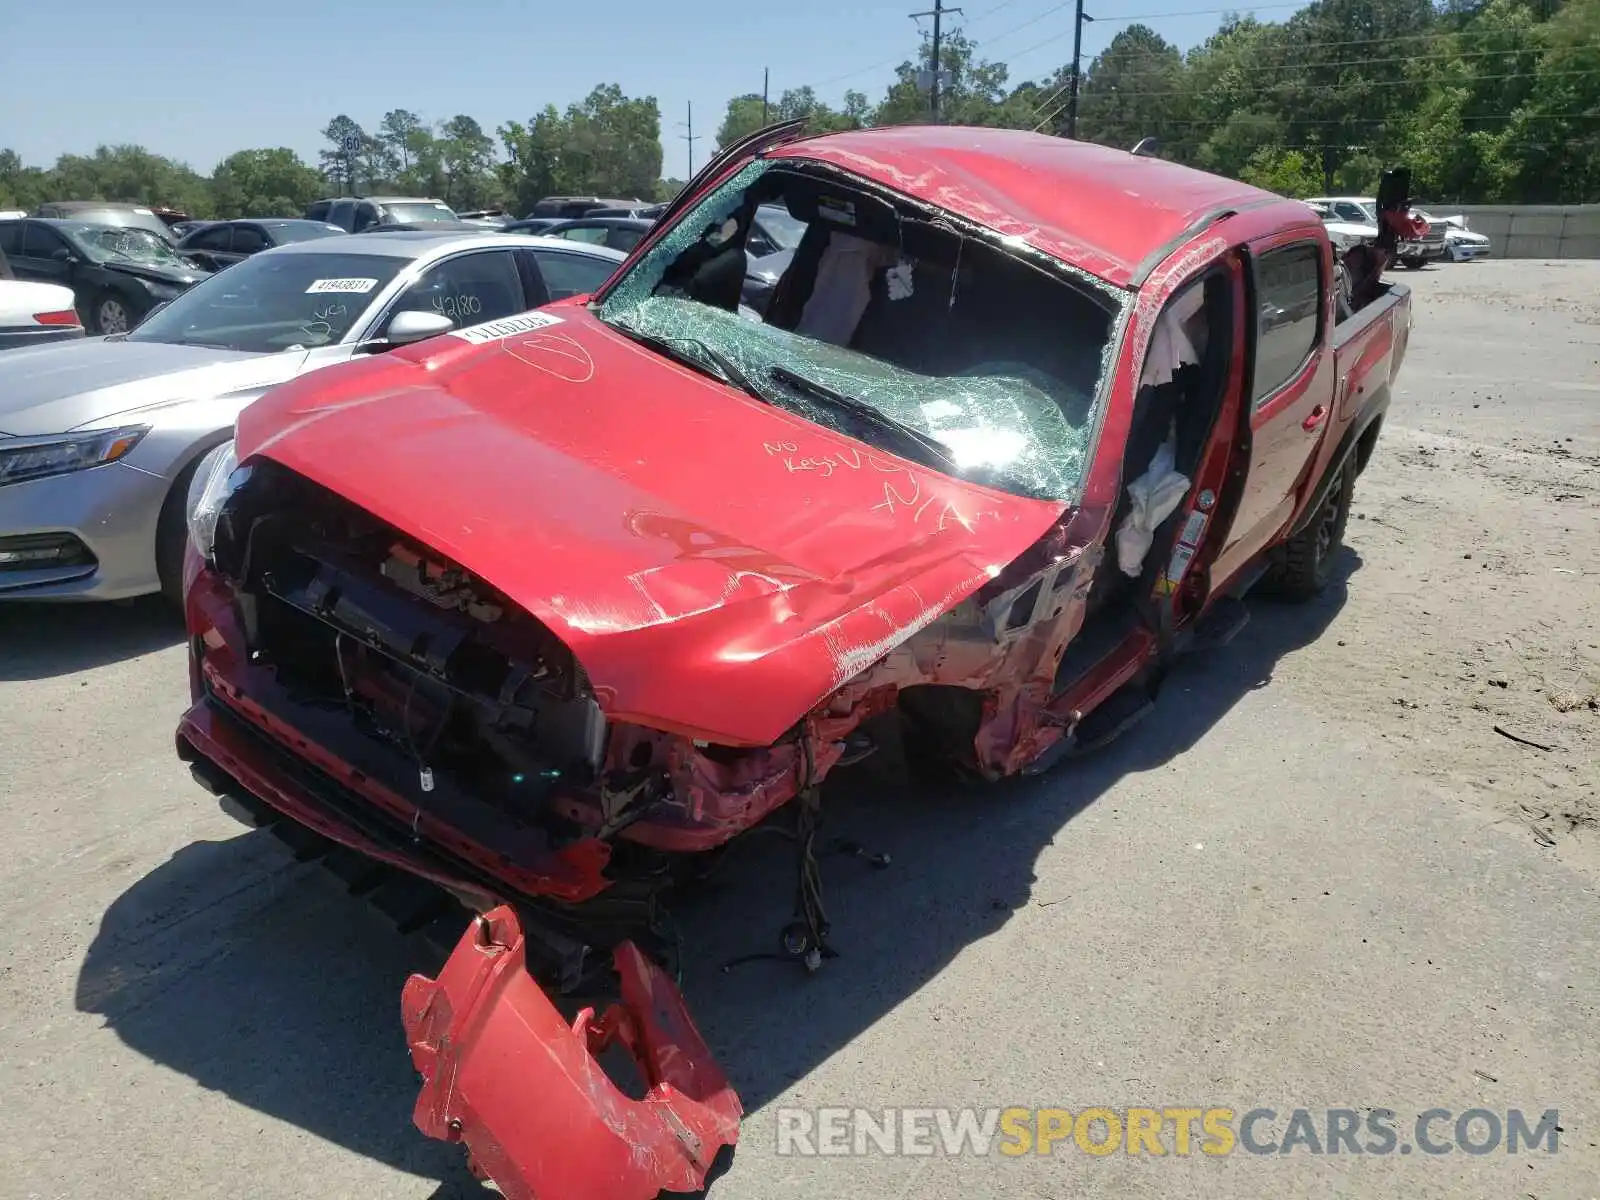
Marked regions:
[358,220,490,234]
[538,216,654,253]
[502,217,566,236]
[457,209,512,228]
[169,220,209,240]
[748,201,808,257]
[0,217,210,333]
[739,202,811,312]
[1413,209,1491,261]
[306,195,460,233]
[1304,201,1378,253]
[0,231,623,603]
[0,246,84,351]
[741,245,792,315]
[31,201,179,243]
[1305,195,1446,268]
[585,204,662,218]
[152,206,193,230]
[177,219,346,272]
[526,195,649,219]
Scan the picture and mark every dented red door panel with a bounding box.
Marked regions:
[235,306,1066,746]
[1211,226,1335,583]
[404,907,742,1200]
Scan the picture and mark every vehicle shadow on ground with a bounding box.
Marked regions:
[0,596,183,680]
[74,549,1358,1198]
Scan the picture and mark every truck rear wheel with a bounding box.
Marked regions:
[1271,459,1355,601]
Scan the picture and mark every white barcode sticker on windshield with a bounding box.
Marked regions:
[306,277,379,294]
[450,311,564,345]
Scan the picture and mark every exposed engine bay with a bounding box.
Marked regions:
[214,463,614,819]
[199,459,881,989]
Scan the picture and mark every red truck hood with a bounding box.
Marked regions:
[236,306,1066,743]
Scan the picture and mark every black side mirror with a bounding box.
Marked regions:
[51,248,77,264]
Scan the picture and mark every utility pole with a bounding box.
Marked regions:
[681,101,699,176]
[1066,0,1095,140]
[763,68,770,125]
[909,0,962,121]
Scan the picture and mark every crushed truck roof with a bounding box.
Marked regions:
[770,126,1288,287]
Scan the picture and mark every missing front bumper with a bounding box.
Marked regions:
[178,701,743,1198]
[405,906,743,1200]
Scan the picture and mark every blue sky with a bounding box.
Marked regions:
[1,0,1302,183]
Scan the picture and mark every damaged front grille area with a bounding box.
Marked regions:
[209,460,653,836]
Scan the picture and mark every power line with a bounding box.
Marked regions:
[1177,26,1559,53]
[975,0,1074,50]
[962,0,1025,22]
[1092,42,1556,75]
[1058,65,1600,101]
[1116,110,1600,127]
[1113,1,1300,16]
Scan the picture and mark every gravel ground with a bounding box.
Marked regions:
[0,259,1595,1200]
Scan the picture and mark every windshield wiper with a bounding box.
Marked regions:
[767,364,958,472]
[603,319,769,404]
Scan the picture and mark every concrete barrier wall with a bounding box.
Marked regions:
[1437,205,1600,259]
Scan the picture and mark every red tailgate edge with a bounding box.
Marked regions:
[403,906,743,1199]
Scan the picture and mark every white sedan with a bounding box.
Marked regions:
[1305,201,1378,253]
[0,277,85,352]
[1415,210,1492,261]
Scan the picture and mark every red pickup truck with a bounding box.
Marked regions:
[174,123,1410,1200]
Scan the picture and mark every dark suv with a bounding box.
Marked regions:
[524,195,651,219]
[31,201,178,242]
[305,195,461,232]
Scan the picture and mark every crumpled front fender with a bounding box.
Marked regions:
[403,906,742,1199]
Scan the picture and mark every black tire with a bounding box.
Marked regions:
[90,291,135,334]
[1400,256,1426,270]
[1271,459,1355,602]
[155,452,211,606]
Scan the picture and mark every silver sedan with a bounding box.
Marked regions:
[0,231,626,602]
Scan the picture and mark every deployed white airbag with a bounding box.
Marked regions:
[795,232,896,346]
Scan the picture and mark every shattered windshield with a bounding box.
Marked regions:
[594,160,1122,503]
[70,224,189,269]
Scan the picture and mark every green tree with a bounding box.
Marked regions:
[1240,146,1330,195]
[1070,25,1188,151]
[0,149,51,210]
[378,110,424,175]
[45,145,213,216]
[1271,0,1437,187]
[318,115,367,193]
[876,30,1011,126]
[437,115,500,207]
[715,95,768,149]
[210,148,323,217]
[559,84,663,198]
[498,106,571,215]
[1485,0,1600,202]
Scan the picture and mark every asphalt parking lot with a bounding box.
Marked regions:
[1,259,1596,1200]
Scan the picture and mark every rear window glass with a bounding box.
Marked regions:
[1252,242,1322,403]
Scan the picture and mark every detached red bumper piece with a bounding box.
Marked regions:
[403,906,743,1200]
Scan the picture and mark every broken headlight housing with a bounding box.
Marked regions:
[187,440,249,562]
